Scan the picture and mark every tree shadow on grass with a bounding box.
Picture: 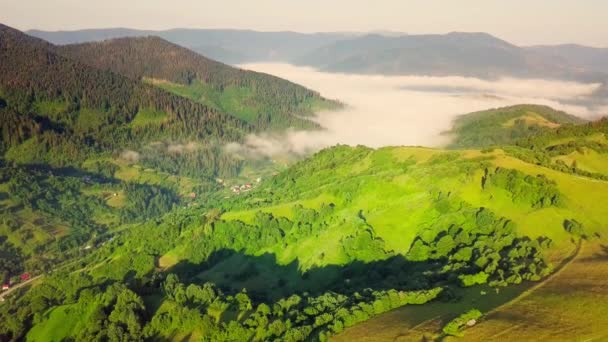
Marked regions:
[168,249,446,302]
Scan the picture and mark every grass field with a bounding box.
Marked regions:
[26,302,98,342]
[108,157,204,196]
[333,240,583,341]
[553,148,608,175]
[130,108,169,127]
[329,145,608,340]
[145,77,335,125]
[221,193,338,224]
[503,111,561,129]
[146,78,261,122]
[32,100,69,120]
[452,241,608,341]
[171,145,608,274]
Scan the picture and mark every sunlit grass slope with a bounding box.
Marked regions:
[161,143,608,273]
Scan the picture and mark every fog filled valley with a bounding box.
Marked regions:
[2,11,608,342]
[234,63,603,156]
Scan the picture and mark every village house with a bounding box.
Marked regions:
[2,283,9,291]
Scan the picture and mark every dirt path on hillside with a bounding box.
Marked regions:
[0,257,93,303]
[333,240,583,342]
[0,275,42,302]
[481,239,582,317]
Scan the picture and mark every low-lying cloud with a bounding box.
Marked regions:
[233,63,603,158]
[119,150,141,163]
[166,142,199,154]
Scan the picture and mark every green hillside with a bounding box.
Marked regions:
[57,37,340,130]
[5,129,608,340]
[446,104,585,148]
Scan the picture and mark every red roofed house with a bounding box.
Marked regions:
[2,283,9,290]
[20,273,31,282]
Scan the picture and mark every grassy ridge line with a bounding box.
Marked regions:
[446,105,586,149]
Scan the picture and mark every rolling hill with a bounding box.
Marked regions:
[3,108,608,340]
[446,104,586,149]
[0,24,340,175]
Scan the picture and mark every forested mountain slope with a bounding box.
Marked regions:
[57,37,338,129]
[0,24,335,292]
[0,23,248,284]
[0,23,248,162]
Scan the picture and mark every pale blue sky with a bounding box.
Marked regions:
[1,0,606,46]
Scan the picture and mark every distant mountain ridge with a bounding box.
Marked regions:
[29,28,608,82]
[524,44,608,74]
[294,32,607,82]
[28,28,353,64]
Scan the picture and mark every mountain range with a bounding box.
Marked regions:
[28,28,352,64]
[29,28,608,83]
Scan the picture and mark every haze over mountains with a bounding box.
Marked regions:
[295,32,608,82]
[30,28,608,84]
[232,62,602,158]
[28,28,351,65]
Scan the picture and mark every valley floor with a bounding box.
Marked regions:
[334,240,608,341]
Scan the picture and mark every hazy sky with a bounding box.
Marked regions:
[1,0,607,46]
